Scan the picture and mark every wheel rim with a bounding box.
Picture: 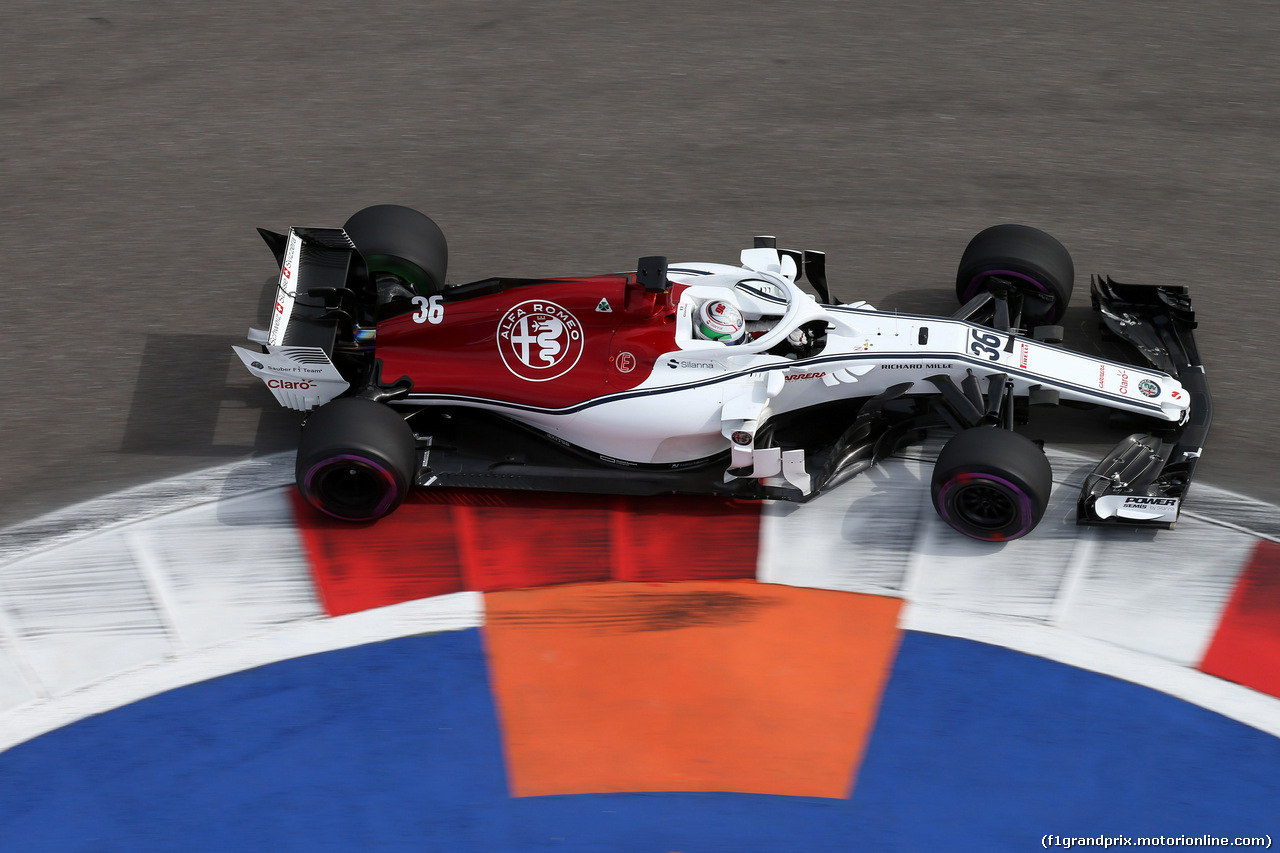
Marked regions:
[303,455,400,520]
[961,268,1049,298]
[962,269,1058,321]
[936,472,1035,541]
[952,481,1017,529]
[364,254,434,295]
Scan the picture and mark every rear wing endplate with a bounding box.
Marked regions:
[232,344,349,411]
[238,225,363,411]
[267,227,362,349]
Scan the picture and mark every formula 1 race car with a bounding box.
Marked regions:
[234,205,1211,541]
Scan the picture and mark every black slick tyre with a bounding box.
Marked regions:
[295,397,417,521]
[343,205,449,296]
[956,224,1074,325]
[931,427,1053,541]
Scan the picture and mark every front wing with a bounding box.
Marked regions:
[1075,276,1212,529]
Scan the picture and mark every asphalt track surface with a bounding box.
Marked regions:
[3,1,1280,527]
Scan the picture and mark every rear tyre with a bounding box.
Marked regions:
[956,224,1074,325]
[343,205,449,296]
[296,397,417,521]
[931,427,1053,541]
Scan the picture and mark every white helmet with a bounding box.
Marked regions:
[696,299,745,344]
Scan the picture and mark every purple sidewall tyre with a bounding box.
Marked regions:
[955,224,1074,325]
[960,269,1049,303]
[931,428,1053,541]
[934,472,1037,541]
[295,397,417,522]
[301,454,403,521]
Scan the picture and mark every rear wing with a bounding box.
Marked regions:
[237,226,366,411]
[265,227,364,350]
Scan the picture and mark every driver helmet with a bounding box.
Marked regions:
[696,299,746,344]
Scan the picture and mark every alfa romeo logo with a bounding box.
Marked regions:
[1138,379,1160,398]
[496,300,584,382]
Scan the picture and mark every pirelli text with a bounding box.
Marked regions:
[1042,835,1271,849]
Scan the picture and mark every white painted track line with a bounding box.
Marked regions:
[0,445,1277,753]
[758,444,1278,735]
[0,454,297,567]
[0,455,320,718]
[761,445,1257,666]
[0,592,483,754]
[0,526,172,699]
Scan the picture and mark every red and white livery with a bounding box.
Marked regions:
[234,207,1211,541]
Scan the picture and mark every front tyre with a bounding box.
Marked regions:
[296,398,417,521]
[956,224,1074,325]
[931,427,1053,541]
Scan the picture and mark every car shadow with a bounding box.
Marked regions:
[119,331,299,458]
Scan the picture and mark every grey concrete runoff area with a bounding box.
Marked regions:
[3,2,1279,529]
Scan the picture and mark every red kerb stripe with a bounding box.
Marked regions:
[1199,539,1280,699]
[292,489,761,616]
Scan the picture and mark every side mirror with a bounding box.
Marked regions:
[638,255,669,293]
